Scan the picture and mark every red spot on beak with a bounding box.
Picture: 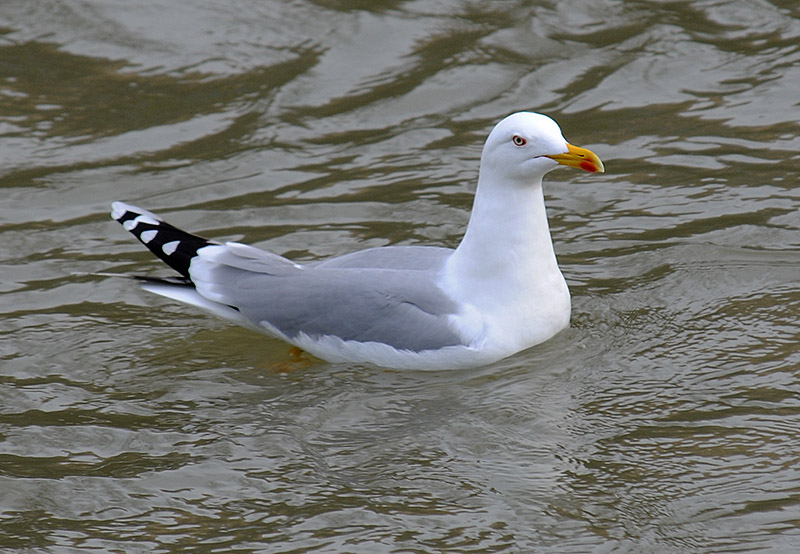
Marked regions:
[579,160,598,173]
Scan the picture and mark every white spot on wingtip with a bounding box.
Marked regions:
[134,214,159,226]
[162,240,180,256]
[140,230,158,243]
[121,213,159,231]
[111,202,127,220]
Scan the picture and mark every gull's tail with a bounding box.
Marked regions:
[109,202,252,327]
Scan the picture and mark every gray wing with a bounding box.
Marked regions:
[190,243,464,352]
[311,245,454,271]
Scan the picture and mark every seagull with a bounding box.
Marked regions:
[111,112,604,370]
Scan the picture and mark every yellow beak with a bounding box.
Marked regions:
[546,144,605,173]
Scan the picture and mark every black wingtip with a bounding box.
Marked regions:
[111,202,214,279]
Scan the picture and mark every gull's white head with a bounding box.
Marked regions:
[481,112,604,183]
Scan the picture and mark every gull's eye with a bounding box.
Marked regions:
[512,135,527,146]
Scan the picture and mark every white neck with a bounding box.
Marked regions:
[449,174,560,290]
[442,170,570,349]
